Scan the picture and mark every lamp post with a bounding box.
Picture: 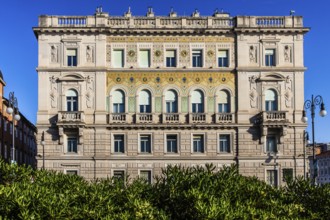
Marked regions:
[41,131,45,169]
[6,92,20,164]
[302,95,327,185]
[303,131,310,180]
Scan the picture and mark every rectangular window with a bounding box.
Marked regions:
[67,97,78,111]
[265,101,277,111]
[113,50,124,68]
[192,50,203,67]
[114,135,125,153]
[219,135,230,153]
[66,170,78,175]
[139,105,151,113]
[113,103,125,113]
[67,49,77,66]
[67,137,78,153]
[266,170,278,187]
[283,168,293,182]
[140,170,152,184]
[167,134,178,153]
[266,136,277,153]
[166,50,176,67]
[192,104,203,113]
[218,50,229,67]
[139,50,150,68]
[193,135,204,153]
[265,49,275,66]
[218,103,229,113]
[140,135,151,153]
[113,170,125,181]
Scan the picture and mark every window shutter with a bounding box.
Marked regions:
[113,50,124,67]
[67,49,77,56]
[166,50,175,58]
[165,90,177,102]
[66,89,77,97]
[218,50,228,58]
[139,90,150,105]
[219,90,229,103]
[113,90,124,104]
[265,90,276,101]
[139,50,150,67]
[191,90,203,104]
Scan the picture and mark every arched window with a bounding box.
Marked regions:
[139,90,151,113]
[191,90,204,113]
[165,90,178,113]
[265,89,278,111]
[112,90,125,113]
[66,89,78,111]
[218,90,230,113]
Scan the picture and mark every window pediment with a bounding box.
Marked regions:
[58,73,84,82]
[258,73,285,82]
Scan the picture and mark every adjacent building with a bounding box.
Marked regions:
[0,70,37,167]
[33,8,309,186]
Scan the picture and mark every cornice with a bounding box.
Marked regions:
[236,67,307,72]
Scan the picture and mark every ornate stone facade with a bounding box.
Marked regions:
[34,11,309,185]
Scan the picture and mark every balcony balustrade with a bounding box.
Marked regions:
[163,113,180,123]
[136,113,153,123]
[109,113,126,123]
[258,111,288,124]
[216,113,234,123]
[58,111,84,123]
[190,113,207,123]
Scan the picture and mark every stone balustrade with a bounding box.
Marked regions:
[38,14,303,29]
[259,111,288,123]
[109,113,127,123]
[58,111,84,123]
[216,113,234,123]
[162,113,180,123]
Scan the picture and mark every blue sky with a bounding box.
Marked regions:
[0,0,329,142]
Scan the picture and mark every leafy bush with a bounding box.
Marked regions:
[0,159,329,219]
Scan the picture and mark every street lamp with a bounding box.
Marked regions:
[303,131,310,180]
[6,92,20,164]
[41,131,45,169]
[302,95,327,185]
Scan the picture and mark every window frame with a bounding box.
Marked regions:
[191,90,205,113]
[165,134,179,154]
[265,89,278,111]
[66,48,78,67]
[192,134,206,154]
[165,49,177,67]
[138,49,151,68]
[67,137,78,153]
[66,89,78,112]
[266,136,278,154]
[112,89,125,113]
[113,134,125,154]
[217,50,229,67]
[112,49,125,68]
[265,49,276,67]
[139,170,152,184]
[139,134,152,154]
[266,169,278,187]
[192,49,203,67]
[218,134,231,154]
[65,169,79,175]
[112,170,126,182]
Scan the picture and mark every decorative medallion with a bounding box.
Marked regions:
[195,78,200,82]
[207,50,214,57]
[143,77,148,82]
[180,50,188,57]
[116,77,121,82]
[155,50,162,57]
[128,50,135,57]
[169,77,174,82]
[222,77,226,82]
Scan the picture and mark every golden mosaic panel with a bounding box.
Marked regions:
[106,71,235,97]
[107,36,234,43]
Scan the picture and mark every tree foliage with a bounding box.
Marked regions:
[0,159,329,219]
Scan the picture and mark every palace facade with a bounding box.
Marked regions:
[33,9,309,186]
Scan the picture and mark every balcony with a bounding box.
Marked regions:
[162,113,180,123]
[190,113,207,123]
[58,111,84,123]
[215,113,235,123]
[257,111,288,124]
[136,113,154,123]
[109,113,127,123]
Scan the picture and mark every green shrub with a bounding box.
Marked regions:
[0,159,329,219]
